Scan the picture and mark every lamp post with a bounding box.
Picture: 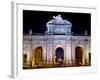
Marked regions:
[29,29,32,68]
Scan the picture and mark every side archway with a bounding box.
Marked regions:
[32,46,43,67]
[75,46,84,66]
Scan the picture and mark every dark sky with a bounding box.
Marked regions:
[23,10,91,35]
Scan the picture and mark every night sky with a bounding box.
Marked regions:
[23,10,91,35]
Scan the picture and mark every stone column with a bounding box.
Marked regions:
[46,39,53,64]
[84,40,90,65]
[66,42,72,64]
[71,42,76,64]
[43,40,47,64]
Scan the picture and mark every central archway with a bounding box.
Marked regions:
[55,47,64,64]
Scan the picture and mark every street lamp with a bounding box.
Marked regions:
[29,29,32,68]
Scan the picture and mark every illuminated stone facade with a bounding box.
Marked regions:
[23,15,91,68]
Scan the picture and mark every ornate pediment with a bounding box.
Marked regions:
[46,14,72,35]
